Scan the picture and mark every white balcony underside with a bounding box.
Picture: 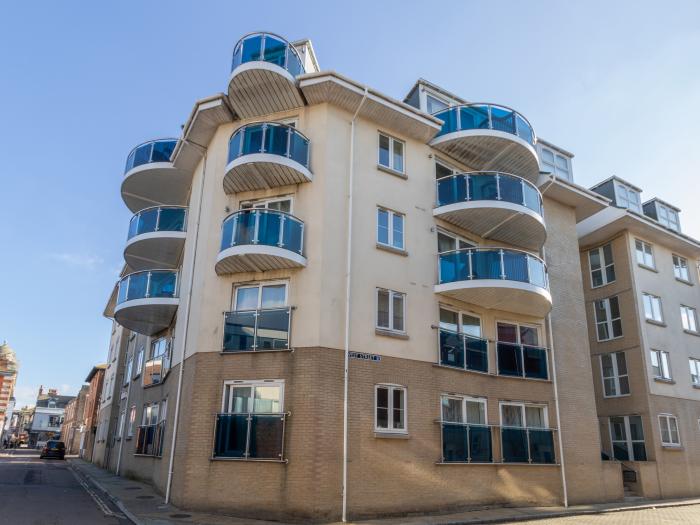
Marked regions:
[121,163,192,213]
[223,154,312,193]
[227,62,304,119]
[430,131,540,183]
[434,280,552,317]
[114,298,179,336]
[124,232,187,271]
[215,245,307,275]
[434,202,546,251]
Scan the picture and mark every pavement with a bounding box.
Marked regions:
[67,457,700,525]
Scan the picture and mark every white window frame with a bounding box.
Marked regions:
[496,320,542,346]
[374,384,407,433]
[438,307,482,338]
[424,90,450,114]
[657,203,680,232]
[635,239,655,269]
[376,207,405,250]
[240,196,293,213]
[642,293,664,323]
[499,401,549,429]
[658,414,681,447]
[594,296,623,342]
[441,394,487,425]
[220,379,285,414]
[375,288,406,334]
[615,182,641,213]
[134,345,144,378]
[233,281,289,311]
[588,243,616,288]
[435,158,459,180]
[650,350,672,380]
[539,145,571,181]
[608,415,646,461]
[377,132,405,174]
[117,410,125,439]
[437,229,476,254]
[600,352,630,398]
[681,305,699,333]
[689,358,700,386]
[127,405,136,438]
[673,255,691,283]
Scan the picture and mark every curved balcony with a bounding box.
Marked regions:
[121,139,191,213]
[124,206,187,270]
[224,122,311,193]
[430,105,539,182]
[216,209,306,274]
[228,32,305,119]
[435,172,546,250]
[114,270,179,336]
[435,248,551,316]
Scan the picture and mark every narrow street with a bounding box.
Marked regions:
[0,449,131,524]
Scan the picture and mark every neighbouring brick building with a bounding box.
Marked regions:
[82,364,106,461]
[61,385,89,455]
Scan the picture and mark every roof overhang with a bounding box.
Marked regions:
[299,71,442,142]
[172,94,235,173]
[538,175,609,222]
[590,175,642,193]
[643,197,681,213]
[577,206,700,257]
[85,365,107,383]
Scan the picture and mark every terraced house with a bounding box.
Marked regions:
[578,177,700,499]
[98,32,627,521]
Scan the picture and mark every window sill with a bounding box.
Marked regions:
[645,319,667,328]
[676,278,693,286]
[375,328,409,340]
[374,431,409,439]
[660,444,683,450]
[377,164,407,180]
[683,330,700,338]
[596,335,624,343]
[436,461,560,467]
[653,377,675,385]
[219,348,293,355]
[210,457,287,463]
[591,281,617,290]
[133,454,162,459]
[638,264,658,273]
[376,243,408,257]
[603,393,632,399]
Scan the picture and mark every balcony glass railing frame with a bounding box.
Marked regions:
[437,247,549,289]
[135,420,165,457]
[220,209,305,257]
[440,421,493,463]
[496,341,550,380]
[124,138,178,174]
[435,171,543,216]
[212,411,289,462]
[116,270,179,305]
[433,103,535,145]
[437,327,489,374]
[142,342,172,388]
[500,426,557,464]
[222,306,293,353]
[127,206,188,241]
[231,31,305,76]
[227,121,311,170]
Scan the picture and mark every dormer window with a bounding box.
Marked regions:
[614,181,641,213]
[538,145,571,181]
[426,93,449,114]
[657,203,680,232]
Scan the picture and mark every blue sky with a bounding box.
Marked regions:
[1,1,698,407]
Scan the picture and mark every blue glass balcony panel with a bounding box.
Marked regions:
[127,207,187,240]
[442,424,468,462]
[471,250,502,280]
[439,329,487,373]
[228,123,310,169]
[231,32,305,76]
[117,270,178,304]
[124,139,177,174]
[439,329,464,369]
[469,425,493,463]
[497,342,523,377]
[249,414,285,459]
[433,104,535,145]
[220,209,304,256]
[213,413,285,460]
[524,346,548,380]
[223,308,291,352]
[502,428,529,463]
[213,414,248,458]
[529,429,555,463]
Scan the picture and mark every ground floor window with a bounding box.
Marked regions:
[440,395,491,463]
[609,415,646,461]
[213,380,286,461]
[658,414,681,447]
[500,402,555,463]
[135,400,166,457]
[375,385,406,433]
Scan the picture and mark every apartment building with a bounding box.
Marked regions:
[98,32,624,521]
[578,176,700,499]
[29,387,73,446]
[0,342,18,438]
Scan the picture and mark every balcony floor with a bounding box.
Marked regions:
[215,245,306,275]
[435,280,552,317]
[227,62,304,119]
[223,154,312,193]
[114,298,178,336]
[121,163,192,213]
[124,232,186,271]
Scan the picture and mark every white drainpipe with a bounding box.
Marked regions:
[116,348,133,476]
[165,143,207,504]
[342,88,368,523]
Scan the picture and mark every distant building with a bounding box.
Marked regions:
[61,385,89,455]
[28,387,74,446]
[11,405,34,445]
[0,342,19,438]
[82,365,107,461]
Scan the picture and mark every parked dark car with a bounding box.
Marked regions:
[40,440,65,460]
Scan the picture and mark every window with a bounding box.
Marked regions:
[642,293,664,323]
[435,159,457,180]
[375,385,406,433]
[439,308,481,338]
[215,380,286,460]
[376,288,405,333]
[144,338,171,387]
[127,406,136,438]
[594,296,623,341]
[609,416,646,461]
[500,402,554,464]
[673,255,690,282]
[117,410,125,439]
[376,208,404,250]
[426,93,449,114]
[689,358,700,386]
[437,230,474,254]
[438,309,487,373]
[378,132,404,174]
[441,395,491,463]
[234,282,287,311]
[240,197,292,213]
[134,345,144,377]
[658,414,681,446]
[135,401,164,456]
[650,350,672,380]
[442,395,486,424]
[681,305,699,333]
[657,203,680,232]
[539,146,571,181]
[589,244,616,287]
[600,352,630,397]
[615,182,641,213]
[123,358,132,386]
[496,322,548,379]
[635,240,655,268]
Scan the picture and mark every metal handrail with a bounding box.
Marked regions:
[227,121,311,168]
[222,306,293,352]
[220,209,305,256]
[116,269,179,304]
[221,207,302,224]
[230,120,311,144]
[127,206,188,240]
[439,246,546,265]
[231,31,305,73]
[432,102,536,141]
[124,138,178,173]
[435,171,543,208]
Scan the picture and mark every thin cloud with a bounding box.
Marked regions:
[49,252,104,270]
